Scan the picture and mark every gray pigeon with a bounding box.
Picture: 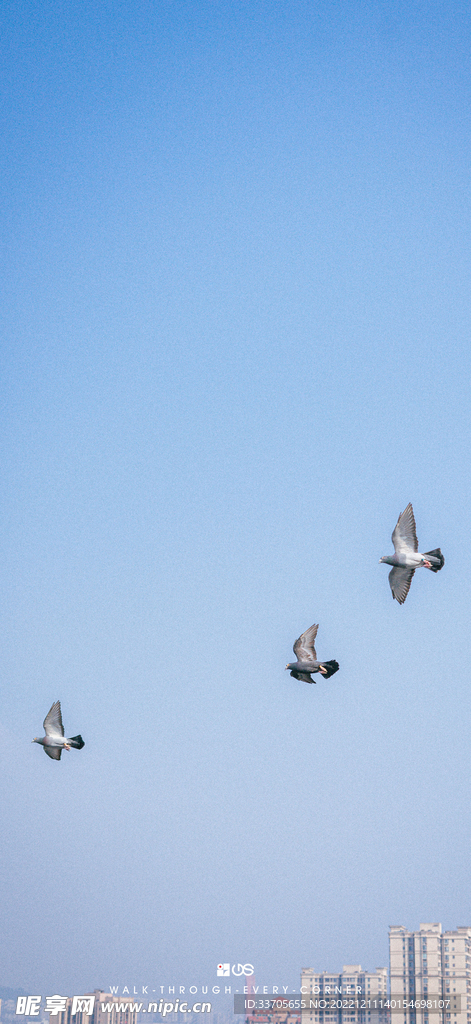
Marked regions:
[33,701,85,760]
[380,502,445,604]
[285,623,339,684]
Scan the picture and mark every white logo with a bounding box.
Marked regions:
[217,963,254,977]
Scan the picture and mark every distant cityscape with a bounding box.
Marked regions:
[2,925,469,1024]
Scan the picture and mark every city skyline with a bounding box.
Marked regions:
[2,922,470,1008]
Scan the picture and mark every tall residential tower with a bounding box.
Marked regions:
[389,923,471,1024]
[301,964,388,1024]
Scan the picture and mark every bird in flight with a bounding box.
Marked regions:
[379,502,444,604]
[286,623,339,684]
[33,701,85,760]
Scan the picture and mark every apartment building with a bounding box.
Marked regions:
[301,964,388,1024]
[389,922,471,1024]
[54,992,139,1024]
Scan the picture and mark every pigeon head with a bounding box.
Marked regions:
[379,555,395,566]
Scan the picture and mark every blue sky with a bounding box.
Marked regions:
[1,0,471,998]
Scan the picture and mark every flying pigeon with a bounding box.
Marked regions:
[380,502,445,604]
[32,701,85,760]
[285,623,339,684]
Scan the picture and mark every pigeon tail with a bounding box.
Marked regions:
[423,548,445,571]
[320,660,339,678]
[68,735,85,749]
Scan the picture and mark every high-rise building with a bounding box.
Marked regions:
[55,992,139,1024]
[301,964,388,1024]
[389,922,471,1024]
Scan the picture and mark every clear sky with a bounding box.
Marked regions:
[1,0,471,1000]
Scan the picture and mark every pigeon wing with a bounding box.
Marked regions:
[392,503,418,554]
[389,566,415,604]
[293,624,318,662]
[43,746,62,760]
[290,670,315,684]
[43,701,64,738]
